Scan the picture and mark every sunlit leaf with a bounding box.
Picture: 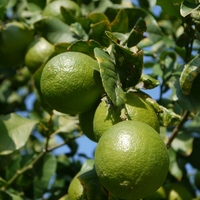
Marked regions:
[57,114,79,133]
[180,0,200,17]
[94,48,126,106]
[0,113,38,155]
[33,153,57,198]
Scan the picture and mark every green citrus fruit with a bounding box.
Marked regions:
[93,91,160,141]
[33,65,53,113]
[40,51,104,114]
[0,21,34,69]
[68,159,107,200]
[68,171,86,200]
[94,120,169,200]
[25,37,54,74]
[42,0,81,21]
[194,171,200,190]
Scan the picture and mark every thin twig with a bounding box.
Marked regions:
[0,131,82,191]
[1,151,45,191]
[166,110,190,149]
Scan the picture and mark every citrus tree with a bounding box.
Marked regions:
[1,0,200,199]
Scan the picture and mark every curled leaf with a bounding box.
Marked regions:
[179,54,200,95]
[146,98,181,127]
[135,74,160,89]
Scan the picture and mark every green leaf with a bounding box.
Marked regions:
[106,31,143,88]
[127,18,146,47]
[174,77,200,113]
[136,73,160,89]
[33,153,57,198]
[157,0,181,18]
[180,0,200,17]
[146,98,181,127]
[70,22,88,40]
[78,160,107,200]
[169,148,183,181]
[90,20,111,47]
[110,9,129,33]
[94,48,126,106]
[1,191,23,200]
[54,114,79,136]
[0,0,8,20]
[179,54,200,95]
[88,12,109,24]
[187,138,200,170]
[34,17,76,44]
[171,132,194,156]
[60,6,76,25]
[67,40,102,62]
[0,113,37,155]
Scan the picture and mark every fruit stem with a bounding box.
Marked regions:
[166,110,190,149]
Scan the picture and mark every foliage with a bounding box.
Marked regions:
[1,0,200,199]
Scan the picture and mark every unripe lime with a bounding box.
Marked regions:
[95,120,169,200]
[93,91,160,141]
[25,37,54,74]
[0,21,34,69]
[40,52,104,114]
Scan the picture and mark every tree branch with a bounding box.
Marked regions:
[0,131,82,191]
[166,110,190,149]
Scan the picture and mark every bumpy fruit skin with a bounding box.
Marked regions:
[25,37,54,74]
[0,22,34,69]
[94,121,169,200]
[93,91,160,141]
[40,52,104,114]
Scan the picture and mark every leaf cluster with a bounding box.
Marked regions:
[1,0,200,199]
